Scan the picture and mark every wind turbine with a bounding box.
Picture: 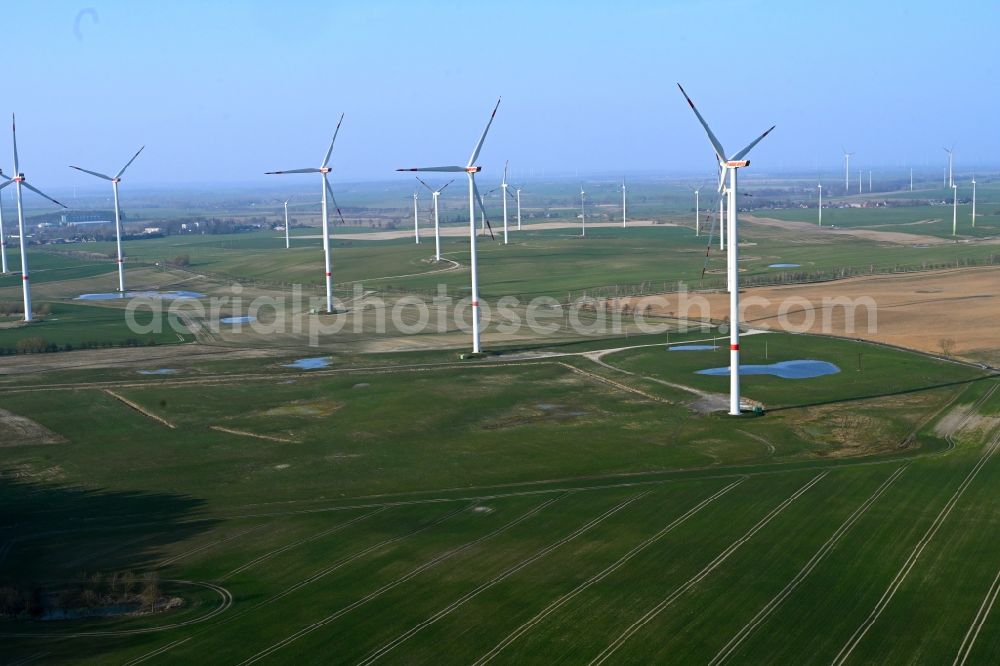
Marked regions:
[858,168,862,194]
[693,186,701,236]
[0,169,11,274]
[500,161,510,244]
[412,191,420,244]
[817,183,823,226]
[971,175,977,228]
[479,187,498,236]
[621,178,627,228]
[842,148,854,194]
[868,170,872,192]
[910,167,913,191]
[266,113,346,314]
[944,146,954,188]
[513,184,522,230]
[8,115,67,322]
[579,185,586,237]
[416,176,454,261]
[678,84,774,416]
[69,146,144,293]
[397,98,501,354]
[952,183,958,236]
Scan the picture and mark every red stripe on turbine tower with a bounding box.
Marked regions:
[731,344,739,351]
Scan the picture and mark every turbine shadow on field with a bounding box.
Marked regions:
[0,473,216,659]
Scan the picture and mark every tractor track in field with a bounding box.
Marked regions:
[473,478,745,664]
[709,465,909,665]
[237,494,566,665]
[832,416,1000,665]
[590,471,829,665]
[354,491,652,666]
[953,561,1000,665]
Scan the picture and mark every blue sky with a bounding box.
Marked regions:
[3,0,998,188]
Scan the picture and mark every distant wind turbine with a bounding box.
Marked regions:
[69,146,144,293]
[579,185,586,237]
[416,176,454,261]
[678,83,774,416]
[842,148,854,194]
[944,146,954,188]
[971,175,977,228]
[7,115,67,322]
[817,183,823,226]
[621,178,627,228]
[501,161,510,244]
[266,113,346,314]
[412,191,420,244]
[397,98,501,354]
[0,169,11,274]
[952,183,958,236]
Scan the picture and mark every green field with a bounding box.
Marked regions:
[2,177,1000,664]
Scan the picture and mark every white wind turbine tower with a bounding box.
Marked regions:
[944,146,954,188]
[416,177,454,262]
[579,185,586,237]
[952,183,958,236]
[621,178,627,228]
[910,167,913,191]
[693,187,701,236]
[397,98,501,354]
[69,146,144,293]
[266,113,346,314]
[513,184,522,230]
[501,161,510,244]
[678,84,774,416]
[7,115,67,322]
[817,183,823,226]
[412,191,420,244]
[842,148,854,194]
[0,169,11,274]
[971,175,976,228]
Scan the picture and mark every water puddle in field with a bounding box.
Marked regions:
[767,263,801,268]
[137,368,179,375]
[283,357,331,370]
[668,344,718,351]
[220,315,256,324]
[696,359,840,379]
[75,290,204,301]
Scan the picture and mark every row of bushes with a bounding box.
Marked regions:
[0,336,160,355]
[0,302,52,317]
[0,571,161,618]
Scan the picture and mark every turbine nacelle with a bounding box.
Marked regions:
[320,167,332,174]
[725,160,749,168]
[466,166,482,173]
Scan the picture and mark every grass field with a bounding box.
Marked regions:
[2,178,1000,664]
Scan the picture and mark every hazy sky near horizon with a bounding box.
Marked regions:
[4,0,999,190]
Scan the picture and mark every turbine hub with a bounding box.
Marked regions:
[725,160,750,168]
[14,175,25,182]
[320,167,332,174]
[465,166,481,173]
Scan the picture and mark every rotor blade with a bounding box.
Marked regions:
[731,125,776,161]
[396,166,466,172]
[0,178,13,192]
[115,145,145,179]
[717,163,727,193]
[503,160,509,184]
[325,178,347,225]
[676,84,726,163]
[21,181,68,208]
[415,176,435,193]
[438,178,455,193]
[69,165,113,181]
[467,97,501,168]
[11,114,20,175]
[506,186,517,201]
[472,177,495,240]
[266,168,322,175]
[322,113,345,168]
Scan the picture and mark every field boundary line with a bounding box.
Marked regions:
[953,563,1000,665]
[474,478,745,665]
[589,471,829,665]
[355,491,653,666]
[205,501,476,635]
[709,465,909,665]
[157,524,265,568]
[121,637,191,666]
[832,425,1000,665]
[556,361,671,404]
[221,507,386,580]
[238,495,565,665]
[103,389,176,428]
[208,425,299,444]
